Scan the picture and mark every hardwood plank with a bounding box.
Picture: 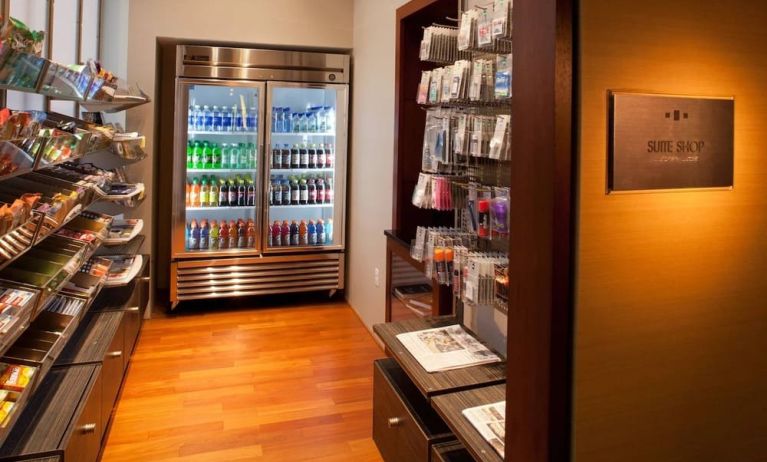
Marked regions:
[102,301,385,462]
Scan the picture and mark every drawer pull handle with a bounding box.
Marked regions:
[107,351,123,358]
[80,423,96,434]
[387,417,402,428]
[126,306,140,312]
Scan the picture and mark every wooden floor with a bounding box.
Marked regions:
[102,299,385,462]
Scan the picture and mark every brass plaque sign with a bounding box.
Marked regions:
[608,92,734,192]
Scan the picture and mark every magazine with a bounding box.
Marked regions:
[462,400,506,458]
[395,324,501,372]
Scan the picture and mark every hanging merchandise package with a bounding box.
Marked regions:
[495,54,512,99]
[492,0,513,40]
[489,115,510,160]
[417,70,432,104]
[0,17,45,55]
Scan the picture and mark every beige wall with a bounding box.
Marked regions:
[575,0,767,460]
[348,0,408,331]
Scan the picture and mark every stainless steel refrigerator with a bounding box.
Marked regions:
[168,45,349,307]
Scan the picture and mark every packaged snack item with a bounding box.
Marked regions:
[0,17,45,55]
[0,364,35,392]
[0,397,15,425]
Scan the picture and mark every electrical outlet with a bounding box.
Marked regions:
[374,267,380,287]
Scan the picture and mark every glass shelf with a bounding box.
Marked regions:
[271,132,335,137]
[270,203,333,209]
[186,206,256,211]
[270,168,334,174]
[187,130,257,136]
[186,168,257,174]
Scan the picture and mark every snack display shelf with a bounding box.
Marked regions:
[96,234,145,258]
[0,46,150,113]
[418,98,512,109]
[102,219,144,246]
[0,285,40,364]
[100,254,145,288]
[101,183,145,202]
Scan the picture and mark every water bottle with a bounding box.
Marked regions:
[232,105,241,132]
[222,106,232,132]
[292,113,301,133]
[212,105,222,131]
[229,143,240,169]
[325,219,333,244]
[300,113,309,132]
[325,106,335,132]
[283,108,292,132]
[307,108,318,133]
[221,143,230,169]
[272,108,278,132]
[317,106,326,132]
[202,105,212,131]
[238,143,249,169]
[249,143,257,168]
[248,107,257,132]
[188,105,195,131]
[194,105,203,130]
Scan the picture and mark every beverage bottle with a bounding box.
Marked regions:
[238,143,249,169]
[326,144,335,168]
[290,220,299,246]
[209,175,219,206]
[281,179,291,205]
[189,219,200,250]
[307,220,317,245]
[300,112,309,132]
[232,105,241,131]
[291,144,300,169]
[281,144,291,169]
[194,104,203,130]
[210,220,220,250]
[308,178,317,204]
[291,113,300,133]
[325,106,335,132]
[247,220,256,248]
[212,105,222,131]
[267,222,273,247]
[317,143,326,169]
[227,178,237,206]
[272,220,282,246]
[307,107,318,132]
[222,105,233,132]
[212,143,222,169]
[299,178,308,205]
[200,177,209,206]
[325,219,333,244]
[246,178,256,206]
[186,141,193,168]
[221,143,230,169]
[316,219,325,246]
[202,105,212,131]
[238,221,247,248]
[202,141,212,169]
[185,180,191,207]
[290,178,300,205]
[299,220,308,245]
[308,144,317,169]
[316,177,325,203]
[272,177,281,205]
[273,107,282,132]
[228,220,238,249]
[317,106,327,132]
[249,143,257,168]
[229,143,240,169]
[185,221,191,249]
[283,108,292,132]
[247,107,257,132]
[300,143,309,169]
[281,220,290,246]
[237,178,247,206]
[219,221,229,249]
[200,219,210,249]
[188,105,195,131]
[190,178,200,207]
[219,178,229,207]
[272,144,280,169]
[325,176,334,203]
[192,141,202,168]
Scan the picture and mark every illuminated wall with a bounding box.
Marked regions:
[574,0,767,460]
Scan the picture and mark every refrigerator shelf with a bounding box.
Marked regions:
[187,130,257,136]
[187,168,258,174]
[270,168,334,174]
[186,206,256,211]
[271,132,335,137]
[270,203,333,209]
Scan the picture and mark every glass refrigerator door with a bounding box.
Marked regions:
[264,82,348,252]
[175,80,265,257]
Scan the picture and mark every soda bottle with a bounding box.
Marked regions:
[188,105,195,131]
[194,104,203,130]
[325,176,334,203]
[212,143,222,169]
[227,178,237,206]
[209,176,219,206]
[219,178,229,207]
[212,106,221,131]
[316,219,325,246]
[202,105,212,131]
[281,220,290,246]
[299,220,308,245]
[325,219,333,244]
[228,220,238,249]
[200,219,210,249]
[291,144,300,169]
[192,141,202,168]
[300,143,309,169]
[186,141,193,168]
[307,178,317,204]
[290,178,300,205]
[308,144,317,169]
[221,143,230,169]
[237,178,247,206]
[246,178,256,206]
[272,144,281,169]
[316,144,326,169]
[326,144,335,168]
[290,220,299,246]
[281,179,291,205]
[238,143,249,169]
[200,177,209,206]
[267,222,273,247]
[222,105,232,132]
[247,220,256,248]
[307,220,317,245]
[227,143,237,170]
[238,221,247,248]
[190,178,200,207]
[272,220,282,246]
[202,142,212,169]
[299,178,308,205]
[281,144,291,169]
[249,143,257,168]
[210,220,220,250]
[185,180,191,207]
[219,221,229,249]
[316,177,325,203]
[189,219,200,250]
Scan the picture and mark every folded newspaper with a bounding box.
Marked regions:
[462,401,506,458]
[395,324,501,372]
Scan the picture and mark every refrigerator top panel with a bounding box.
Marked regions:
[177,45,350,84]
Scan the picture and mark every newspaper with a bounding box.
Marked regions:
[395,324,501,372]
[462,400,506,458]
